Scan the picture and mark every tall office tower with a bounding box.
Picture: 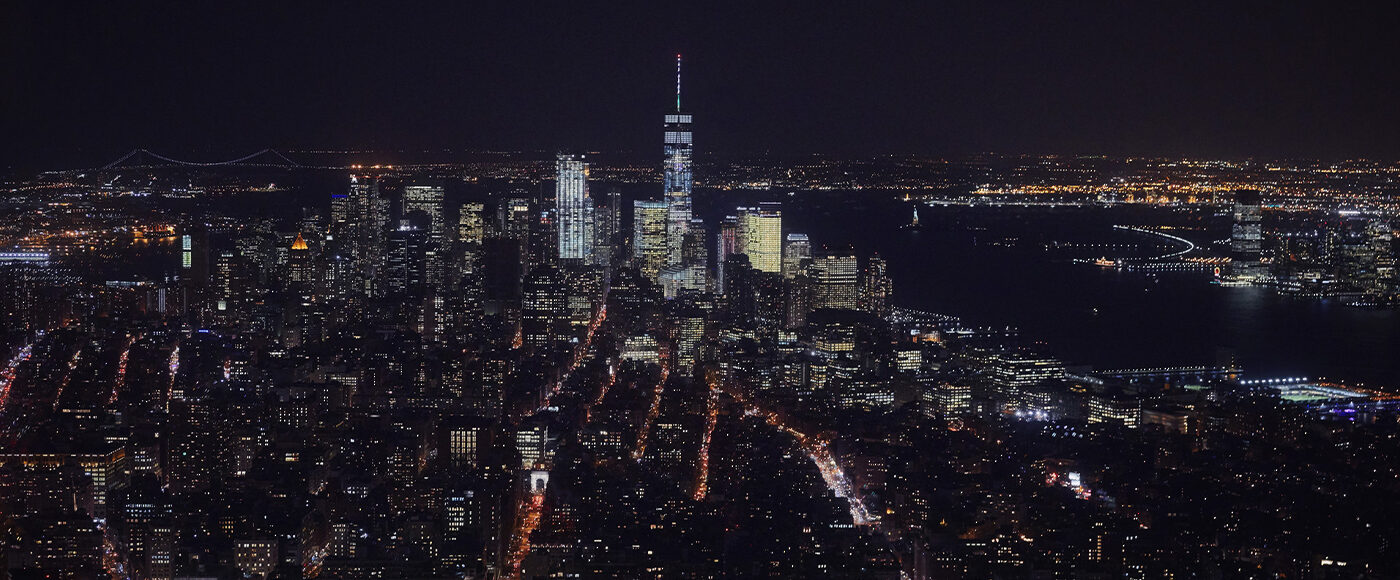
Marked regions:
[785,271,812,329]
[682,218,709,267]
[498,197,534,240]
[329,189,350,220]
[179,224,209,285]
[672,307,708,370]
[115,476,175,580]
[167,395,222,495]
[606,188,621,256]
[403,183,447,244]
[753,271,786,333]
[1228,190,1265,281]
[522,266,567,348]
[326,192,352,293]
[287,233,315,288]
[721,254,757,322]
[212,250,250,317]
[715,215,740,294]
[782,233,812,279]
[386,223,429,294]
[593,188,621,267]
[178,226,211,320]
[664,55,694,266]
[341,174,388,296]
[581,206,599,266]
[633,200,670,280]
[1365,221,1397,296]
[458,202,487,283]
[555,154,592,261]
[661,218,711,298]
[458,202,486,246]
[526,203,557,271]
[564,267,603,328]
[861,255,893,318]
[810,251,859,310]
[662,218,710,299]
[737,202,782,273]
[458,202,487,246]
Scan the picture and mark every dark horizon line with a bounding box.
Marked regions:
[17,147,1400,175]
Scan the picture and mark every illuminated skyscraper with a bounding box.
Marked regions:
[672,307,708,369]
[634,200,669,280]
[178,225,209,300]
[682,218,709,268]
[715,215,740,294]
[458,202,486,272]
[447,422,485,469]
[717,216,740,260]
[522,266,567,347]
[664,55,693,266]
[1228,190,1265,282]
[785,271,811,329]
[556,154,592,261]
[661,218,711,298]
[330,192,351,233]
[402,184,446,244]
[498,197,534,241]
[782,233,811,279]
[594,187,622,267]
[337,174,388,296]
[861,255,892,317]
[810,251,859,310]
[386,222,429,293]
[402,183,448,292]
[988,352,1065,409]
[288,232,314,287]
[737,203,782,274]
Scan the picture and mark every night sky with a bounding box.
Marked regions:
[5,2,1400,170]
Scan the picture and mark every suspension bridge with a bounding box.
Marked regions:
[101,148,308,170]
[48,148,352,173]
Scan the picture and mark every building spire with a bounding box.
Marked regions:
[675,54,682,112]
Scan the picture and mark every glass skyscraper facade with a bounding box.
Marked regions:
[633,199,669,280]
[1228,190,1265,281]
[810,252,859,310]
[782,233,811,279]
[402,184,446,244]
[664,56,693,267]
[555,154,591,261]
[737,202,783,273]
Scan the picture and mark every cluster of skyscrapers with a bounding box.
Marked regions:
[540,58,891,325]
[14,56,1400,580]
[1222,189,1398,303]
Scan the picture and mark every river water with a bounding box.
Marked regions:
[698,189,1400,388]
